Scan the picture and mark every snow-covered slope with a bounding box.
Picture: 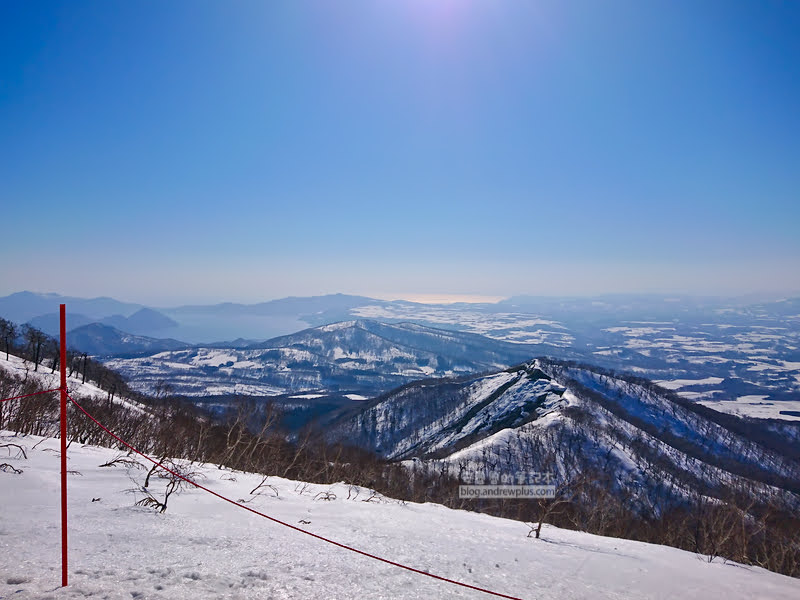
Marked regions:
[0,353,145,415]
[1,432,798,599]
[0,353,154,434]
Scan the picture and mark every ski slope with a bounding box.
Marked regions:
[1,432,797,599]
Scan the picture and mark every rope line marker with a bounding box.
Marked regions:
[0,387,62,403]
[66,392,527,600]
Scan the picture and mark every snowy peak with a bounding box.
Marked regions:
[317,320,360,332]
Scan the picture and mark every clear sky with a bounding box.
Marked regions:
[1,1,798,305]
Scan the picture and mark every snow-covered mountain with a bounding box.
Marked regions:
[103,320,544,398]
[5,291,800,421]
[327,359,800,513]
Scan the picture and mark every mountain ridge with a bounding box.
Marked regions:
[326,358,800,512]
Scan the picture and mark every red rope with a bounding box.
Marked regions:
[66,393,526,600]
[0,387,62,403]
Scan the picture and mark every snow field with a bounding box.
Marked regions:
[1,432,799,599]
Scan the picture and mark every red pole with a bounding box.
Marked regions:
[60,304,68,587]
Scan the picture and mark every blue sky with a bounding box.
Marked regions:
[1,1,798,304]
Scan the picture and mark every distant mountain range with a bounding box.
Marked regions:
[0,291,388,343]
[2,290,800,420]
[28,308,178,338]
[0,291,144,325]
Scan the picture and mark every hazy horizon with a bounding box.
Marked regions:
[2,287,799,310]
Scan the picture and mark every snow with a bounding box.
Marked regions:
[2,432,798,600]
[685,356,731,365]
[737,395,771,403]
[603,326,674,336]
[655,377,725,390]
[747,363,780,372]
[677,390,723,400]
[192,351,241,368]
[318,321,358,332]
[344,394,368,401]
[697,399,800,422]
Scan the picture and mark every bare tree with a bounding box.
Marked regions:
[21,325,46,371]
[153,379,173,400]
[529,477,582,539]
[0,318,17,360]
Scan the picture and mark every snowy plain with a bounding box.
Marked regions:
[696,398,800,422]
[1,433,798,600]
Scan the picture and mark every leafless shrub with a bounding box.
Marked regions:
[99,454,143,469]
[249,475,279,497]
[0,443,27,459]
[347,485,361,500]
[362,491,383,503]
